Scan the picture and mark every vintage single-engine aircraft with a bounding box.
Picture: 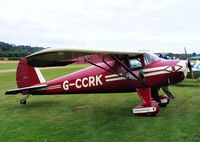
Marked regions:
[192,61,200,71]
[6,47,190,116]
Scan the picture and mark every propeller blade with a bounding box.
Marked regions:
[185,47,195,80]
[184,47,188,60]
[188,60,195,80]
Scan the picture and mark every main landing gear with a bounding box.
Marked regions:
[20,94,30,105]
[132,88,157,116]
[132,88,170,116]
[133,101,159,116]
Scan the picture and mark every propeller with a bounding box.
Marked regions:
[184,47,195,80]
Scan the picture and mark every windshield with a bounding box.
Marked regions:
[143,53,162,65]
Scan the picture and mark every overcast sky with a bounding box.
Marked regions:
[0,0,200,53]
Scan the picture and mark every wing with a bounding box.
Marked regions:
[27,46,144,67]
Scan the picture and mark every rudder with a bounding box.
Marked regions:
[16,57,46,89]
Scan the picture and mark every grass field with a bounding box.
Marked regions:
[0,64,200,142]
[0,63,17,70]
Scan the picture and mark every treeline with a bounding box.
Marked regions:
[0,41,44,60]
[0,41,199,60]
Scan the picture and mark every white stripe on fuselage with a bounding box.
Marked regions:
[143,71,169,77]
[105,66,173,82]
[105,74,119,78]
[106,77,126,82]
[46,85,61,90]
[143,66,168,73]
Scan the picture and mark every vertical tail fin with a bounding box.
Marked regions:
[16,57,46,89]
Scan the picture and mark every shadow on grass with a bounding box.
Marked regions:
[92,107,134,117]
[174,84,200,88]
[8,100,60,110]
[8,99,136,118]
[6,99,189,118]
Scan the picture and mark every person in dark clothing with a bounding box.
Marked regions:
[161,86,175,99]
[151,86,175,107]
[151,87,161,104]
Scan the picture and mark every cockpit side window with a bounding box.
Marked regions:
[129,57,142,68]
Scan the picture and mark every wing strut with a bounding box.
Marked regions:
[111,55,147,87]
[84,57,130,80]
[85,60,116,74]
[102,56,118,73]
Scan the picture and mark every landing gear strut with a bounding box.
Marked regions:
[133,88,160,116]
[20,94,30,105]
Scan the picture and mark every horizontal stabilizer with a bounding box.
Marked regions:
[5,84,47,95]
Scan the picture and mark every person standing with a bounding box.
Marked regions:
[161,86,175,99]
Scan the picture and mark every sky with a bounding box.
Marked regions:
[0,0,200,53]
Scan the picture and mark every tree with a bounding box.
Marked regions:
[0,41,44,59]
[192,52,197,56]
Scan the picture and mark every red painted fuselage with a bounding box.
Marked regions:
[32,59,187,95]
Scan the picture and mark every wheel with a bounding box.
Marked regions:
[133,102,159,117]
[159,103,167,107]
[159,95,170,107]
[20,99,26,105]
[136,112,157,117]
[146,112,157,117]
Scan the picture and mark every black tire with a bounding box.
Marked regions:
[20,99,26,105]
[159,103,167,107]
[136,112,157,117]
[146,112,157,117]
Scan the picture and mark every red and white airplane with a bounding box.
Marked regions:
[6,47,189,116]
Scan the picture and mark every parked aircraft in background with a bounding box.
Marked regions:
[192,61,200,71]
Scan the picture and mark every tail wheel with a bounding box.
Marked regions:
[20,94,30,105]
[20,99,26,105]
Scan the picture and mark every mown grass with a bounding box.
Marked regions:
[0,65,200,142]
[0,63,18,70]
